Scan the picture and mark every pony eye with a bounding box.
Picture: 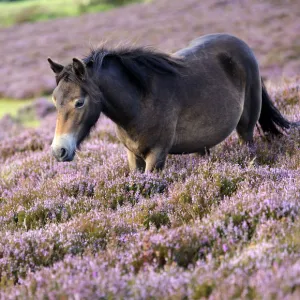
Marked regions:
[75,98,85,108]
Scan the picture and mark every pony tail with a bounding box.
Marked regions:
[259,79,291,136]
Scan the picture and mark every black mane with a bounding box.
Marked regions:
[56,46,184,94]
[85,46,184,93]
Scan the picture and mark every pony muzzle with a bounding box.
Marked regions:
[51,134,76,162]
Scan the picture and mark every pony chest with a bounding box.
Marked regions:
[115,126,149,157]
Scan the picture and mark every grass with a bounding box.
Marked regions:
[0,98,39,127]
[22,118,40,128]
[0,99,32,118]
[0,0,111,27]
[0,0,143,28]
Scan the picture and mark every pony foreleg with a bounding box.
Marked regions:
[127,149,146,172]
[145,148,168,172]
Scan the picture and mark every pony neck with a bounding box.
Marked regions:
[96,70,142,129]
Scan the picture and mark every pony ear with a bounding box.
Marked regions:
[72,58,86,80]
[48,57,64,74]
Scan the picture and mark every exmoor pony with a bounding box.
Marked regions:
[48,33,298,172]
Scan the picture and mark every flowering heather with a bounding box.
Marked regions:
[0,79,299,299]
[0,0,299,298]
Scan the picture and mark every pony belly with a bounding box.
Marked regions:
[169,138,216,154]
[169,138,217,154]
[169,144,207,154]
[169,134,213,154]
[170,122,237,154]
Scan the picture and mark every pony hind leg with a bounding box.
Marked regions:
[236,79,262,145]
[236,120,255,145]
[236,114,258,157]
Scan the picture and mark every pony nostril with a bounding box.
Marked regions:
[60,147,67,158]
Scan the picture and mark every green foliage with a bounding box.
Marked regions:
[0,98,40,128]
[0,0,144,28]
[0,99,32,118]
[192,281,215,299]
[143,211,170,230]
[217,176,242,197]
[13,205,72,230]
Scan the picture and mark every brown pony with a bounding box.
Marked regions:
[48,33,298,172]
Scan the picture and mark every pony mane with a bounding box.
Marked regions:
[55,46,184,95]
[83,46,185,94]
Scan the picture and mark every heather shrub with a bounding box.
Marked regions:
[143,210,170,230]
[0,131,46,160]
[0,104,299,298]
[168,162,245,224]
[0,0,300,297]
[0,52,300,300]
[95,172,168,209]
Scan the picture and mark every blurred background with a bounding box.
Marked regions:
[0,0,299,129]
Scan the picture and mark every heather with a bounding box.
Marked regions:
[0,79,299,298]
[0,0,300,298]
